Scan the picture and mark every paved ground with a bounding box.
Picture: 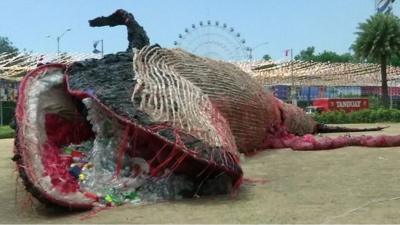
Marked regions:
[1,123,400,224]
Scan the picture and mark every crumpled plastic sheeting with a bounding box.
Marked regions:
[79,98,195,205]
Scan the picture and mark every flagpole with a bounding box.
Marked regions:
[290,48,297,106]
[101,40,104,57]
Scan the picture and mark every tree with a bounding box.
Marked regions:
[0,36,18,54]
[352,13,400,108]
[294,46,315,61]
[316,51,353,63]
[389,54,400,66]
[294,46,354,63]
[262,54,272,61]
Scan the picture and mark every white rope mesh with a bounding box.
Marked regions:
[0,52,100,80]
[133,46,237,151]
[235,60,400,86]
[133,46,271,152]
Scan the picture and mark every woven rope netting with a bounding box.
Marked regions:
[3,52,400,86]
[235,60,400,86]
[133,46,277,152]
[0,52,99,80]
[133,48,234,152]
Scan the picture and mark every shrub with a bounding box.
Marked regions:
[0,126,15,139]
[312,108,400,124]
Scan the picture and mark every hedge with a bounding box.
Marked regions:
[312,108,400,124]
[0,126,15,139]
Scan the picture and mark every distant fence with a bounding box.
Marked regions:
[266,85,400,109]
[1,82,398,127]
[0,79,19,126]
[0,101,16,126]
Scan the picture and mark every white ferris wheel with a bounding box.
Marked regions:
[173,20,251,61]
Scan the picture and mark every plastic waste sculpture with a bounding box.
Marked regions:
[12,9,400,210]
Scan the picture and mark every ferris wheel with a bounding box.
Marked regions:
[173,20,251,61]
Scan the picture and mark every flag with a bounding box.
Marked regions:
[284,49,290,57]
[93,40,102,54]
[93,40,100,49]
[284,49,293,58]
[376,0,396,14]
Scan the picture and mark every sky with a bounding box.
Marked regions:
[0,0,398,60]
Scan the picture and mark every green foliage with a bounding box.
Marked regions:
[294,46,316,61]
[316,51,353,63]
[352,13,400,62]
[313,108,400,124]
[0,101,16,125]
[0,36,18,54]
[0,126,15,139]
[262,54,272,61]
[352,13,400,108]
[367,96,384,109]
[294,46,354,63]
[389,54,400,66]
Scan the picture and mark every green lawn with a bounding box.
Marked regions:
[0,126,15,139]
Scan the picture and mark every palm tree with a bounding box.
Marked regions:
[352,13,400,108]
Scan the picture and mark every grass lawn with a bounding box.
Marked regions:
[0,126,15,139]
[1,123,400,223]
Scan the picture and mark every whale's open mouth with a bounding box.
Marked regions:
[14,53,242,209]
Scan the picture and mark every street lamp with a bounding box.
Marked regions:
[47,28,71,55]
[248,42,269,61]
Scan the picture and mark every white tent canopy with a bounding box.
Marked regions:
[2,52,400,86]
[236,60,400,87]
[0,52,100,80]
